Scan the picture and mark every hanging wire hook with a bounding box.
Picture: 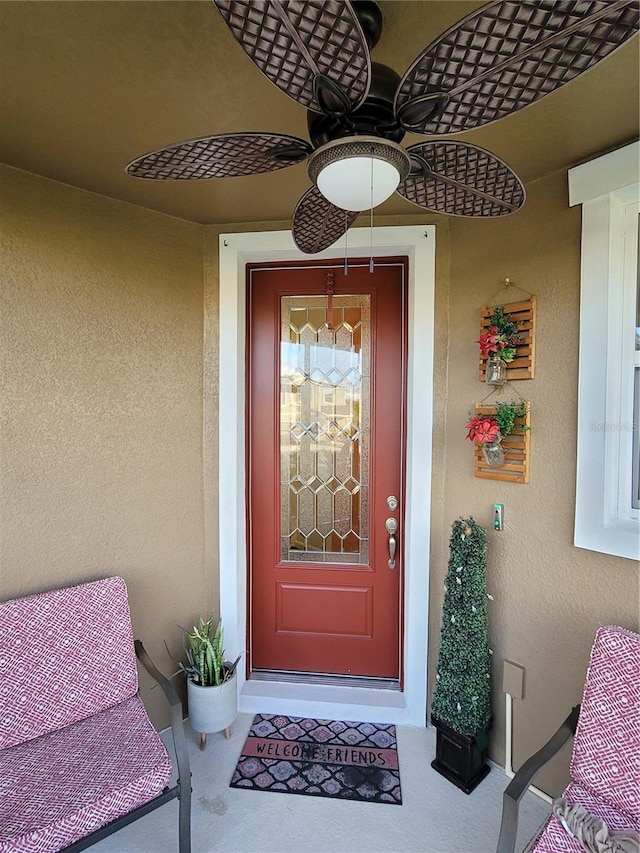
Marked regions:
[488,277,534,306]
[480,386,499,405]
[502,380,529,406]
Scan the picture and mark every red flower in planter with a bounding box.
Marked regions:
[478,325,517,363]
[478,327,501,357]
[466,415,500,444]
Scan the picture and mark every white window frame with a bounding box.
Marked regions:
[569,141,640,561]
[620,202,639,514]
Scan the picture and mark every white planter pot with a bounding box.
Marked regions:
[187,672,237,735]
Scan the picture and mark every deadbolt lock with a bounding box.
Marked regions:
[386,495,399,511]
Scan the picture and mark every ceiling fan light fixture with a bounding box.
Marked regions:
[308,137,411,212]
[317,156,399,211]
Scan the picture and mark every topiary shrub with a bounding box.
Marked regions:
[431,517,491,741]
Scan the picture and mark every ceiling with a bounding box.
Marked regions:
[1,1,638,225]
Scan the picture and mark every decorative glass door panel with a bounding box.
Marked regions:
[281,296,370,565]
[248,260,407,679]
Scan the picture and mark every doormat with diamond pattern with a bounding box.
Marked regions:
[229,714,402,804]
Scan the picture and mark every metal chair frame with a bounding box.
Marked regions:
[496,705,580,853]
[61,641,192,853]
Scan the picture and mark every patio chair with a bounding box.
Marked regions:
[496,625,640,853]
[0,576,191,853]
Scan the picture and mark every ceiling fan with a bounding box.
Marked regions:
[127,0,638,254]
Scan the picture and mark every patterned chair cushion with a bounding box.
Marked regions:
[530,782,640,852]
[570,625,640,820]
[0,577,138,749]
[0,694,172,853]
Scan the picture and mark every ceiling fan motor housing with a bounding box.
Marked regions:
[308,62,405,148]
[352,0,383,50]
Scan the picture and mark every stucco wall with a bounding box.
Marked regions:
[2,162,637,795]
[432,168,639,796]
[0,165,209,727]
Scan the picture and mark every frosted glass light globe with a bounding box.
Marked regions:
[317,156,401,212]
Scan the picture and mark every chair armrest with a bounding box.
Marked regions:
[135,640,181,708]
[496,704,580,853]
[135,641,191,795]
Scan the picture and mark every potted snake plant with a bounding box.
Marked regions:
[168,615,240,750]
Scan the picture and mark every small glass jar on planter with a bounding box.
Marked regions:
[481,432,505,467]
[485,355,506,386]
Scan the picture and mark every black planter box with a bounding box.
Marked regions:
[430,716,490,794]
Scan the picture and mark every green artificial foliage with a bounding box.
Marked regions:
[489,305,520,339]
[431,517,491,739]
[494,400,528,436]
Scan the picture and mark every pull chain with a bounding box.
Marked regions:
[325,270,335,330]
[369,153,374,274]
[344,210,348,276]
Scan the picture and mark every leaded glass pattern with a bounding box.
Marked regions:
[280,295,370,564]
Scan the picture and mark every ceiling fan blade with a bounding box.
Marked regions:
[126,132,312,180]
[292,186,359,254]
[212,1,370,115]
[395,0,639,135]
[397,141,525,218]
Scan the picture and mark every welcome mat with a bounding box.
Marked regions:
[230,714,402,804]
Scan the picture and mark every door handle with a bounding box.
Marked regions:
[385,517,398,569]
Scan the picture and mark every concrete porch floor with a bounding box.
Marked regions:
[92,713,550,853]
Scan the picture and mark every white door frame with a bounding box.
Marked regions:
[218,225,435,726]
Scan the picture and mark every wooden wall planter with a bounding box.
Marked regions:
[473,403,530,484]
[478,297,536,382]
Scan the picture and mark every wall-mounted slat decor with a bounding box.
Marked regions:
[473,403,530,484]
[478,297,536,382]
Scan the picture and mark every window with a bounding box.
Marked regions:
[633,222,640,511]
[569,142,639,561]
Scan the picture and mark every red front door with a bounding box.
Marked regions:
[248,258,407,679]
